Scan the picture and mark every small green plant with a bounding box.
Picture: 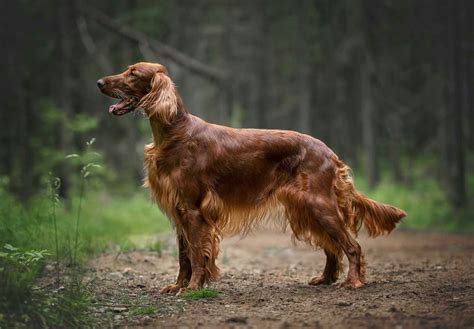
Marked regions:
[0,244,50,297]
[46,284,93,328]
[181,288,222,300]
[0,244,50,266]
[129,305,159,316]
[66,138,102,266]
[0,244,50,327]
[49,173,61,287]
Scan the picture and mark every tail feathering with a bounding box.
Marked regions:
[333,156,406,236]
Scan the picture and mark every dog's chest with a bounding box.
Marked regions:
[143,144,180,220]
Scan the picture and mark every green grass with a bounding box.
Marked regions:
[0,186,171,327]
[129,305,160,316]
[181,288,222,300]
[60,191,171,258]
[0,189,171,262]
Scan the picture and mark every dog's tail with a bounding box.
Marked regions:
[332,156,406,236]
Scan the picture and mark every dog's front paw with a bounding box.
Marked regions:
[309,275,335,286]
[175,282,201,296]
[175,287,188,296]
[159,284,182,294]
[337,278,363,289]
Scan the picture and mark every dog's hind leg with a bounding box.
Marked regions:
[312,196,365,288]
[160,235,192,294]
[316,208,365,288]
[281,189,344,286]
[309,248,343,285]
[336,231,365,288]
[282,189,364,289]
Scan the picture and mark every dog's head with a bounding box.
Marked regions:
[97,62,178,123]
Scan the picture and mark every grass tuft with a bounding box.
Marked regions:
[129,305,159,316]
[181,288,222,300]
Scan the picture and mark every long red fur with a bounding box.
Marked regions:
[98,62,406,292]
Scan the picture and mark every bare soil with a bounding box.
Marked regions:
[87,229,474,328]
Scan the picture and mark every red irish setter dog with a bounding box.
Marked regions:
[97,62,406,294]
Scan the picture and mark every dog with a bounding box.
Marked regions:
[97,62,406,294]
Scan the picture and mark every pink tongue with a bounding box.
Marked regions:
[109,99,127,113]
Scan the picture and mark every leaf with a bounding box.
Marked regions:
[65,154,80,159]
[86,137,96,146]
[83,163,101,171]
[4,244,18,251]
[51,177,61,190]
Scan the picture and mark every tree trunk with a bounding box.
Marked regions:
[254,1,271,129]
[55,0,75,198]
[388,113,403,183]
[296,3,311,134]
[444,0,466,208]
[361,52,379,188]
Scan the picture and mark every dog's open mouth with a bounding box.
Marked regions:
[108,96,139,116]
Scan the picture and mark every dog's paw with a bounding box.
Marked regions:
[175,287,188,296]
[175,282,201,296]
[159,284,182,294]
[337,278,363,289]
[308,276,334,286]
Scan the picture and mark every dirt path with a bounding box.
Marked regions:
[89,230,474,328]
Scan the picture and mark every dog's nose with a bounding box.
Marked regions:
[97,79,105,89]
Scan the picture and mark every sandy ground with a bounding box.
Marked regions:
[88,229,474,328]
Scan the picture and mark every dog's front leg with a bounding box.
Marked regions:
[160,235,191,294]
[175,209,219,294]
[182,223,212,292]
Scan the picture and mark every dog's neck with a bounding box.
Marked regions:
[148,95,188,146]
[149,118,166,146]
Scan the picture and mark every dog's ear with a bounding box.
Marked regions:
[139,72,178,124]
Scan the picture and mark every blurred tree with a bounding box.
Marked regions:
[443,0,467,208]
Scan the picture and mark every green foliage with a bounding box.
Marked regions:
[182,288,222,300]
[1,244,50,266]
[0,138,171,327]
[0,189,170,263]
[67,114,99,133]
[0,243,92,328]
[0,244,48,308]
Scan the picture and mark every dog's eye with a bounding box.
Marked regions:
[129,71,136,77]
